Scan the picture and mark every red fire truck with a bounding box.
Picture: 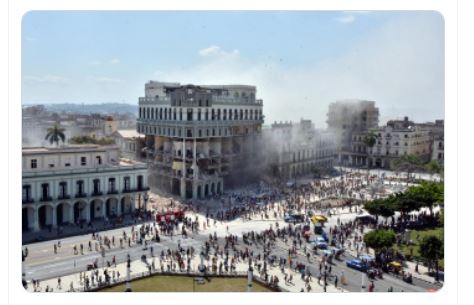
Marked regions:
[155,210,185,224]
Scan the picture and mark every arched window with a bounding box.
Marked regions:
[229,109,232,120]
[234,109,238,120]
[159,108,163,119]
[244,109,248,120]
[240,109,243,120]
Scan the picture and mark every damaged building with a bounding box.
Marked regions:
[136,81,264,199]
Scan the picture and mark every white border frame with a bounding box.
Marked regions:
[7,1,458,305]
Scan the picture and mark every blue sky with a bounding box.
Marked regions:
[22,11,444,127]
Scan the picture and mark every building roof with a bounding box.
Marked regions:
[22,144,119,155]
[114,129,145,139]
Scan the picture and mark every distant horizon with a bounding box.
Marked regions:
[22,11,444,128]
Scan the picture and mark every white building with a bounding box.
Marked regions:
[22,145,149,232]
[112,129,145,161]
[367,122,432,168]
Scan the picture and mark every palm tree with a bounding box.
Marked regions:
[45,124,66,147]
[363,131,377,181]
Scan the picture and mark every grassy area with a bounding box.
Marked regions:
[100,275,273,292]
[393,227,444,269]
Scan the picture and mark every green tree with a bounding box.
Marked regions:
[363,229,397,254]
[392,192,423,220]
[364,198,384,223]
[363,130,378,179]
[425,160,442,178]
[392,155,424,184]
[69,135,115,145]
[419,235,443,279]
[45,124,66,147]
[406,181,444,216]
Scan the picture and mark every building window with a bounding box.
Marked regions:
[65,163,71,167]
[108,178,116,193]
[59,182,67,198]
[76,180,84,195]
[41,183,49,200]
[137,175,144,190]
[81,157,87,166]
[22,185,31,201]
[96,156,102,165]
[31,159,37,169]
[93,179,101,194]
[123,176,130,191]
[49,164,54,168]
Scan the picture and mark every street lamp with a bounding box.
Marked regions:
[247,258,254,292]
[125,257,132,292]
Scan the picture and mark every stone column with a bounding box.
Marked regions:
[101,201,106,218]
[51,205,57,228]
[117,198,122,216]
[68,203,74,224]
[84,202,91,223]
[32,207,40,232]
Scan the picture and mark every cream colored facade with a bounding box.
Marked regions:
[22,145,149,232]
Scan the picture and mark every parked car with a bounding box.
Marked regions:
[346,259,369,272]
[312,236,328,249]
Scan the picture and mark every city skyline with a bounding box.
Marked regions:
[22,11,444,128]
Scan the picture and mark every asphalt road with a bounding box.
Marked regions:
[23,220,441,292]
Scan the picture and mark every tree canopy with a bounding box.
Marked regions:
[363,229,397,252]
[419,235,443,264]
[69,135,115,145]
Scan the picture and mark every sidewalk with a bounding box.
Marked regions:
[24,253,345,293]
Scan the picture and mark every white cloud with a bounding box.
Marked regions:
[23,74,69,84]
[336,14,355,24]
[152,14,444,128]
[109,58,120,64]
[91,76,123,84]
[198,45,240,58]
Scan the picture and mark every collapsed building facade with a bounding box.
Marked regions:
[136,81,264,199]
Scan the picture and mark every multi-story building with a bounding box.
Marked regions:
[136,81,264,199]
[22,145,149,232]
[264,119,336,180]
[366,118,432,168]
[432,136,444,165]
[326,100,379,165]
[112,129,145,161]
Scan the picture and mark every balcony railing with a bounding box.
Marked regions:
[107,189,118,195]
[75,192,87,198]
[22,198,34,204]
[57,194,71,200]
[40,196,53,202]
[91,191,103,196]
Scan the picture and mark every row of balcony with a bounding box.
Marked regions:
[22,187,150,204]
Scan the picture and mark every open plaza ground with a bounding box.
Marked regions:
[22,168,443,293]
